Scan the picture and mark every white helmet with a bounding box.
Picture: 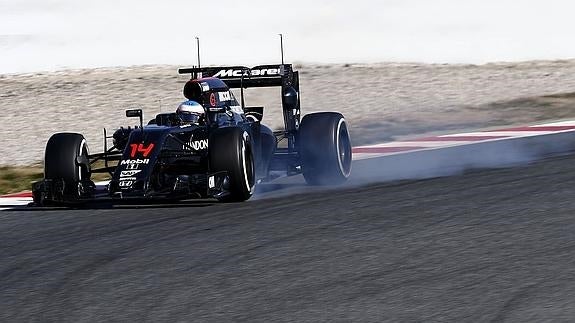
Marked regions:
[176,100,204,124]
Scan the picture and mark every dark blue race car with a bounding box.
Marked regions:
[32,64,352,205]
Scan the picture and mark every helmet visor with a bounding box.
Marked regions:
[179,112,200,124]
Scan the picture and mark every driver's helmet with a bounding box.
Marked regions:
[176,100,204,125]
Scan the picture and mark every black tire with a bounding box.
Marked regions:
[44,133,91,196]
[299,112,352,185]
[209,127,255,202]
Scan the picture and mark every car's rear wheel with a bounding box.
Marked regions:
[209,127,255,202]
[44,132,91,198]
[299,112,352,185]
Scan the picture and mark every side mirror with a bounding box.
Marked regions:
[126,109,142,118]
[126,109,143,129]
[283,87,298,110]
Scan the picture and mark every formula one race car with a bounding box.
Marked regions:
[32,63,352,205]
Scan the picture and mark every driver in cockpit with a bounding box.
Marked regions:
[176,100,205,126]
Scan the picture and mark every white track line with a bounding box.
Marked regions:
[534,120,575,127]
[0,197,32,211]
[355,141,465,148]
[441,131,552,137]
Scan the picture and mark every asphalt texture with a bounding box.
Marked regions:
[3,155,575,322]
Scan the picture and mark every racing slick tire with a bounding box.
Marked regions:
[209,127,255,202]
[299,112,352,185]
[44,132,92,199]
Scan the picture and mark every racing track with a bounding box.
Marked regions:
[3,154,575,321]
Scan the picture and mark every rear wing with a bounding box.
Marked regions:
[178,64,297,89]
[179,63,301,141]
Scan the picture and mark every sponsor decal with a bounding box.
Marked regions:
[208,175,215,189]
[129,143,155,158]
[210,93,217,106]
[218,91,232,101]
[125,163,140,170]
[250,68,280,76]
[119,180,134,188]
[120,159,150,165]
[213,68,280,78]
[189,139,208,150]
[120,170,142,177]
[200,82,210,92]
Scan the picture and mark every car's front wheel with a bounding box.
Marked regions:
[43,132,92,199]
[209,127,255,202]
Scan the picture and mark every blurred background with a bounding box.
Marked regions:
[1,0,575,73]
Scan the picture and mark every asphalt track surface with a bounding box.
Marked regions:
[3,155,575,322]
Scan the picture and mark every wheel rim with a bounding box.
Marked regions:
[78,139,90,181]
[336,119,352,177]
[245,147,255,191]
[241,133,255,193]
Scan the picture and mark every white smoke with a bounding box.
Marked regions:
[254,132,575,199]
